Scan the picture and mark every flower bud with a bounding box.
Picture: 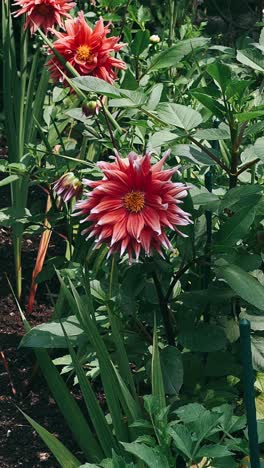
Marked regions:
[82,100,100,117]
[150,34,160,44]
[54,172,82,203]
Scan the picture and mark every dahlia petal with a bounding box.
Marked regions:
[97,208,126,226]
[142,206,161,235]
[127,213,144,240]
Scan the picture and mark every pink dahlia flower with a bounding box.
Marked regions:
[13,0,76,35]
[74,152,192,261]
[47,12,126,85]
[54,172,82,203]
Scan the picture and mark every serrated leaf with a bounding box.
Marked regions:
[179,324,227,352]
[215,206,256,246]
[156,103,202,130]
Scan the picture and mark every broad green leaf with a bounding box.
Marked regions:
[20,316,85,348]
[131,30,150,56]
[194,128,230,140]
[179,324,227,352]
[192,191,219,205]
[174,403,206,424]
[219,185,263,212]
[235,110,264,122]
[0,175,20,186]
[174,144,218,165]
[72,76,121,97]
[181,287,235,306]
[156,103,202,130]
[160,346,183,395]
[169,425,193,459]
[216,264,264,311]
[110,90,147,108]
[148,37,210,72]
[20,410,80,468]
[254,137,264,162]
[192,410,221,441]
[207,61,231,92]
[191,89,225,118]
[145,83,163,111]
[215,206,256,246]
[122,442,170,468]
[149,130,180,148]
[197,445,232,458]
[237,48,264,72]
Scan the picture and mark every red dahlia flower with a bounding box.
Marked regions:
[47,12,126,85]
[74,152,192,261]
[13,0,76,35]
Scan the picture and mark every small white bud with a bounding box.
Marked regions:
[149,34,160,44]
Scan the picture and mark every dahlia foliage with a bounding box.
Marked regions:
[13,0,76,35]
[47,12,126,84]
[74,152,192,260]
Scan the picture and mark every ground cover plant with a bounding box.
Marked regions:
[1,0,264,466]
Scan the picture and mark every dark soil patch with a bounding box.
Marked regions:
[0,295,79,468]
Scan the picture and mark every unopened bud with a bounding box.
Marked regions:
[54,172,82,203]
[150,34,160,44]
[82,100,100,117]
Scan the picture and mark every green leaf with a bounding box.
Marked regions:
[148,37,210,72]
[131,30,150,56]
[191,89,225,119]
[215,206,256,246]
[122,442,170,468]
[192,410,221,440]
[216,264,264,311]
[60,323,119,458]
[169,425,193,459]
[254,137,264,162]
[235,110,264,122]
[72,76,121,97]
[145,83,163,111]
[149,130,180,148]
[192,191,219,205]
[174,403,206,424]
[20,409,80,468]
[160,346,183,395]
[194,128,230,140]
[151,319,166,410]
[219,185,263,212]
[20,316,85,348]
[207,61,231,92]
[196,445,232,458]
[156,103,202,130]
[0,175,20,186]
[237,48,264,72]
[179,324,227,352]
[174,144,218,165]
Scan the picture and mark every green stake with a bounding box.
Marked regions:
[240,319,260,468]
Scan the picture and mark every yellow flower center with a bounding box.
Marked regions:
[76,45,92,62]
[37,4,52,16]
[124,191,145,213]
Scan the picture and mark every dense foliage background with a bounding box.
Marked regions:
[1,0,264,466]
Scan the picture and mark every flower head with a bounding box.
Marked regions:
[13,0,76,35]
[74,152,192,261]
[47,12,126,85]
[54,172,82,203]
